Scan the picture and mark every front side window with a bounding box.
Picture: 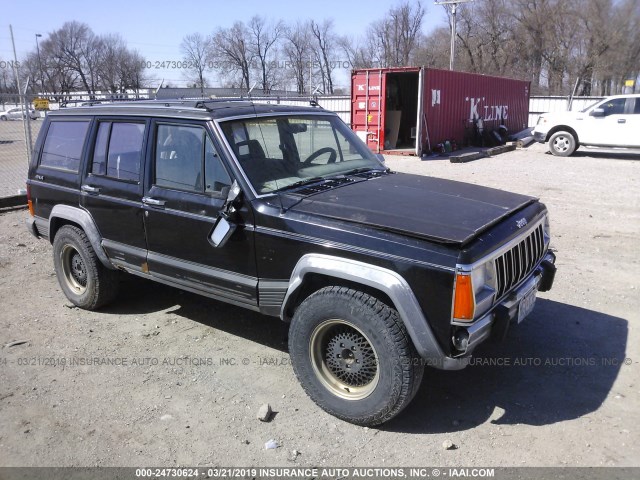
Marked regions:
[600,98,626,116]
[40,121,90,172]
[91,122,145,181]
[220,115,383,194]
[155,124,231,194]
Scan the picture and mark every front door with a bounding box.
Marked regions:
[581,97,627,146]
[142,119,258,308]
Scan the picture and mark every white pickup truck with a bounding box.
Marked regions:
[533,94,640,156]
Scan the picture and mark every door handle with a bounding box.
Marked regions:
[142,197,166,207]
[618,119,626,124]
[81,185,100,194]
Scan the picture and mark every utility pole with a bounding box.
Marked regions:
[435,0,474,71]
[10,25,33,163]
[35,33,45,94]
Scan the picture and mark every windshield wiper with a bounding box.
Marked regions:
[276,176,326,192]
[342,167,387,176]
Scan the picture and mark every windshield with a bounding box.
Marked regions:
[580,99,603,112]
[219,115,384,195]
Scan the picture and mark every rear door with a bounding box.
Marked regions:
[29,117,91,222]
[142,119,258,308]
[80,117,148,271]
[620,97,640,147]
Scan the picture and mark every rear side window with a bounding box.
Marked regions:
[91,122,145,182]
[40,121,90,172]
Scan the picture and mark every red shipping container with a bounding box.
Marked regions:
[351,67,530,156]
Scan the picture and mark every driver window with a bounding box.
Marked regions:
[290,118,340,165]
[601,98,625,116]
[155,124,231,195]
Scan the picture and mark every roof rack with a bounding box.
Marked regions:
[95,98,253,110]
[65,97,324,112]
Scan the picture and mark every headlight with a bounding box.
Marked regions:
[471,261,496,296]
[543,214,551,241]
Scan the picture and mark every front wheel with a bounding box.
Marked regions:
[288,286,424,426]
[548,131,577,156]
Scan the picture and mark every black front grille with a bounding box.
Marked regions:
[494,223,546,298]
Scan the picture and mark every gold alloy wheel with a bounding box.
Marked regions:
[309,319,380,400]
[60,244,88,295]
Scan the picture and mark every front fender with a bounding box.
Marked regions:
[281,253,466,370]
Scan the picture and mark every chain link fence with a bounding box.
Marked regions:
[0,92,153,200]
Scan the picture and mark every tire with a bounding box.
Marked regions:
[52,225,119,310]
[0,116,7,121]
[548,131,577,156]
[288,286,424,426]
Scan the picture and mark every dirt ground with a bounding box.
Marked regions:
[0,142,638,468]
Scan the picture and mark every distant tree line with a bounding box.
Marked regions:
[0,21,148,96]
[183,0,639,95]
[431,0,640,96]
[2,1,638,96]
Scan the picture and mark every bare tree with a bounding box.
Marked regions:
[23,23,147,96]
[248,16,284,93]
[338,34,373,70]
[366,1,425,68]
[413,27,451,69]
[310,19,337,94]
[211,22,254,91]
[180,33,212,95]
[283,21,313,94]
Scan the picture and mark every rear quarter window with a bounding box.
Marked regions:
[40,120,90,172]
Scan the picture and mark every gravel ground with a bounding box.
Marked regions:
[0,142,638,467]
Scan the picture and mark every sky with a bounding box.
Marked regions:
[0,0,449,90]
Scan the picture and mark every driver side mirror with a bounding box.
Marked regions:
[209,180,242,248]
[210,216,235,247]
[590,108,605,117]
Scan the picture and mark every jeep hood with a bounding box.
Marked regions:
[288,173,537,245]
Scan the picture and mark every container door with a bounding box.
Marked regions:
[351,70,385,153]
[415,67,425,156]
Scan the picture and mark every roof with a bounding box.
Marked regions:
[48,99,331,121]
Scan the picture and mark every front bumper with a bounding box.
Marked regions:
[534,130,547,143]
[454,251,557,356]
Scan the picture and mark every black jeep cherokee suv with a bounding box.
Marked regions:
[26,100,556,426]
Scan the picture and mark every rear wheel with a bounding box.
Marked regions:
[288,286,424,426]
[548,131,577,156]
[53,225,119,310]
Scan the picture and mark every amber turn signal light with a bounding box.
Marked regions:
[26,184,34,217]
[453,273,475,321]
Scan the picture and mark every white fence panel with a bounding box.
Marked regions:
[528,96,604,127]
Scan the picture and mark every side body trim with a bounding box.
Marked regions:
[48,204,115,269]
[281,253,465,370]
